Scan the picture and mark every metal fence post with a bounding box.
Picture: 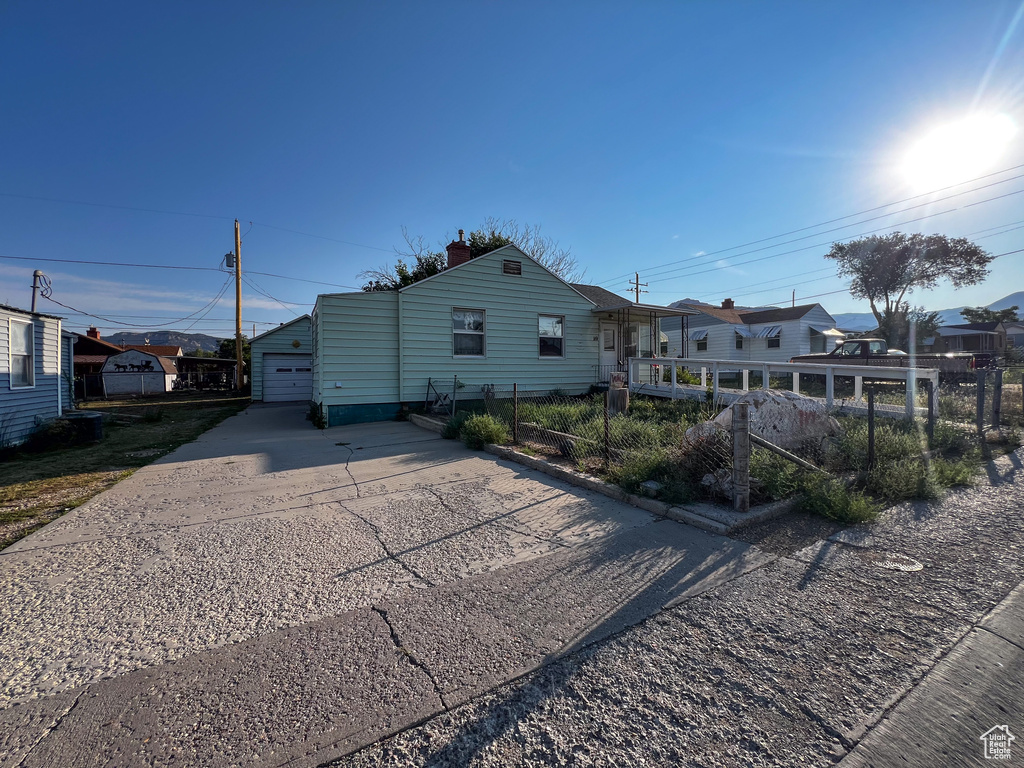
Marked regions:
[925,378,935,445]
[976,370,986,436]
[513,383,519,444]
[867,386,876,470]
[993,369,1003,427]
[604,390,611,468]
[732,401,750,513]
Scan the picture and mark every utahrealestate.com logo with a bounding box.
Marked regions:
[980,725,1015,760]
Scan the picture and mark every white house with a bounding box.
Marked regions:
[101,349,177,395]
[661,299,844,362]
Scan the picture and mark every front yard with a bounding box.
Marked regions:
[0,392,249,549]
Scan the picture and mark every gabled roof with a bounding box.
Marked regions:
[741,304,822,324]
[106,349,178,375]
[124,344,183,357]
[72,333,124,353]
[570,284,630,306]
[0,303,64,321]
[942,322,1002,332]
[252,314,311,343]
[398,244,595,304]
[670,301,747,324]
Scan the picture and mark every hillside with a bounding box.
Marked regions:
[106,331,225,353]
[832,291,1023,332]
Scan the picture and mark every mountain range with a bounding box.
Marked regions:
[830,291,1024,332]
[106,331,223,353]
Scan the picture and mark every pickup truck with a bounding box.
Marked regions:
[790,338,993,381]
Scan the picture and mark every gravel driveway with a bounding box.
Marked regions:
[0,404,772,767]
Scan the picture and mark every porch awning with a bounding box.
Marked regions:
[689,328,708,341]
[809,324,845,337]
[733,326,753,338]
[754,325,781,338]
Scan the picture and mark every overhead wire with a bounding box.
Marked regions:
[42,277,234,328]
[597,162,1024,287]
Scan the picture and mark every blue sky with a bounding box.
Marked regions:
[2,1,1023,338]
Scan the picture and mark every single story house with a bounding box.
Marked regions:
[1006,321,1024,352]
[661,298,844,362]
[250,315,313,402]
[310,236,693,426]
[101,349,178,395]
[0,304,68,446]
[923,322,1007,355]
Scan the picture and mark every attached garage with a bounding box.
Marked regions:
[263,354,312,402]
[250,315,313,402]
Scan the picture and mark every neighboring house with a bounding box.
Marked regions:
[1005,321,1024,352]
[73,327,124,377]
[0,304,68,446]
[101,349,178,395]
[310,237,693,426]
[250,315,312,402]
[924,322,1007,354]
[661,298,843,362]
[123,344,184,358]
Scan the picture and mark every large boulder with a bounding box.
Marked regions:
[710,389,841,450]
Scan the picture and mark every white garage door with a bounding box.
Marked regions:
[264,354,313,402]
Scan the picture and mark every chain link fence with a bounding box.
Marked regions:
[472,386,737,506]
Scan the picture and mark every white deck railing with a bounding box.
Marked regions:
[627,357,940,418]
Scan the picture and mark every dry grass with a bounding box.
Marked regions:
[0,392,248,549]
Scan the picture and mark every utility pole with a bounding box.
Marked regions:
[30,270,42,312]
[234,219,243,390]
[629,272,648,304]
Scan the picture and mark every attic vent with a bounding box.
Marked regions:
[502,259,522,276]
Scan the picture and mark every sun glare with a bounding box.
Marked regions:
[901,113,1018,192]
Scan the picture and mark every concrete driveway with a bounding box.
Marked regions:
[0,404,771,767]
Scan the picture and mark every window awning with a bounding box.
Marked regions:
[733,326,753,338]
[689,328,708,341]
[754,325,781,338]
[809,324,845,337]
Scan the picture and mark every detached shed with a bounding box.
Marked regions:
[250,315,312,402]
[101,349,177,395]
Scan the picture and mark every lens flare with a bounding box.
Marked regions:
[901,113,1018,192]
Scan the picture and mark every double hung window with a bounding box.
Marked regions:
[539,315,564,357]
[453,309,485,356]
[10,320,34,388]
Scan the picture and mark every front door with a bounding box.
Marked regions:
[600,322,618,370]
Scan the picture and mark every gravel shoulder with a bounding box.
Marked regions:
[337,447,1024,767]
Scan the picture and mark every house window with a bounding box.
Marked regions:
[502,260,522,276]
[453,309,485,356]
[735,333,744,350]
[10,319,34,388]
[697,339,708,352]
[602,328,615,351]
[539,314,564,357]
[767,337,780,349]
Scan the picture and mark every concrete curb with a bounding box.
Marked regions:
[407,413,794,534]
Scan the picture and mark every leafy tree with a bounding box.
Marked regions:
[825,232,992,346]
[959,305,1019,324]
[876,305,942,352]
[360,218,583,291]
[216,335,250,367]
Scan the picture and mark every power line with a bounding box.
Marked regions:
[242,275,302,316]
[638,187,1024,285]
[0,254,361,290]
[680,215,1024,305]
[598,163,1024,287]
[42,277,234,328]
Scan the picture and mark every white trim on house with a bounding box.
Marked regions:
[9,317,35,389]
[251,314,311,343]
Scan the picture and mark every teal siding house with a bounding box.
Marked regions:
[311,238,692,426]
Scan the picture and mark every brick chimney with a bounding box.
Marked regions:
[86,326,101,340]
[446,229,471,269]
[721,298,735,310]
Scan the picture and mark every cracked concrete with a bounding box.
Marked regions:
[0,404,770,767]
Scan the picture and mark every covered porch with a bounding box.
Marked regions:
[589,300,696,385]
